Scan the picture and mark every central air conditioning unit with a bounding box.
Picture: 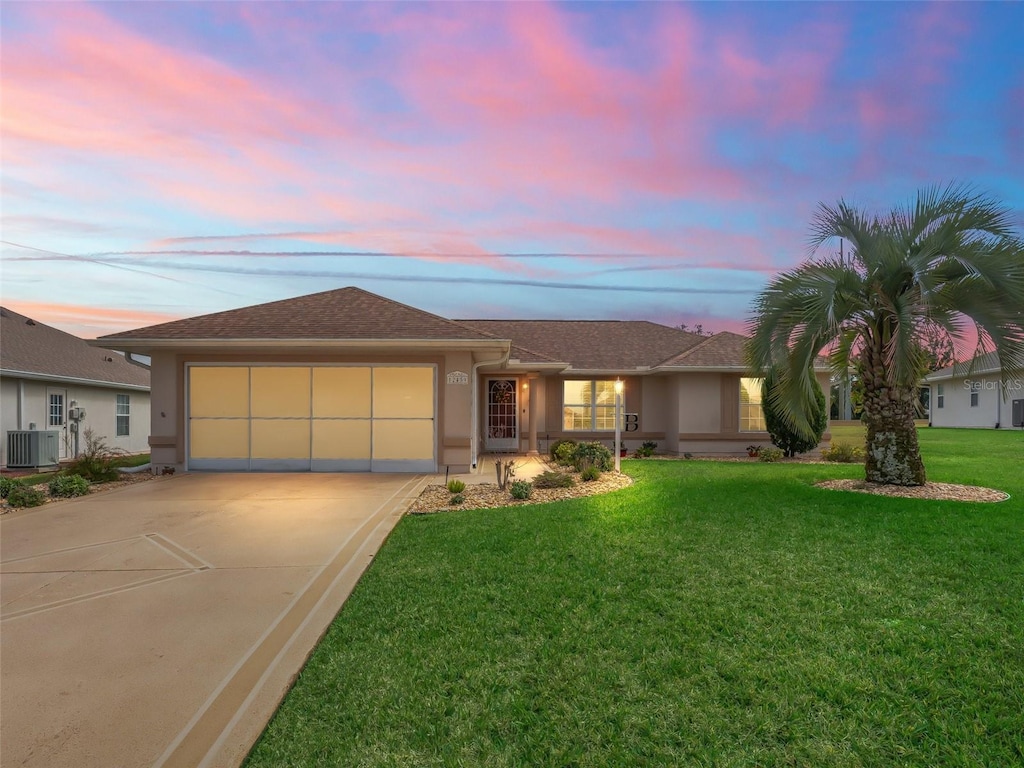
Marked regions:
[5,431,60,469]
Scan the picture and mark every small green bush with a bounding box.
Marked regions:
[573,441,613,472]
[0,476,21,499]
[449,493,466,505]
[7,484,46,508]
[551,440,578,466]
[49,474,90,498]
[821,442,865,463]
[510,480,533,500]
[446,479,466,494]
[580,465,601,482]
[635,440,657,458]
[533,471,576,489]
[759,446,784,463]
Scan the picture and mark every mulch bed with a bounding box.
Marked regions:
[1,472,158,514]
[409,470,634,514]
[816,478,1009,503]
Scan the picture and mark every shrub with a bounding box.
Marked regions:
[510,480,533,500]
[551,440,578,466]
[762,371,828,457]
[572,441,613,472]
[446,479,466,494]
[821,442,865,463]
[533,471,576,489]
[580,465,601,482]
[66,428,124,482]
[449,493,466,505]
[635,440,657,458]
[0,476,21,499]
[759,446,784,463]
[7,484,46,508]
[48,474,90,498]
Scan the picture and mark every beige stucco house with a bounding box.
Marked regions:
[1,307,151,468]
[96,287,831,474]
[924,352,1024,429]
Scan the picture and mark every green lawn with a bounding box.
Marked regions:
[246,429,1023,767]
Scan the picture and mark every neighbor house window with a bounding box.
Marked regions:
[739,378,766,431]
[116,394,130,436]
[936,384,944,409]
[563,380,617,431]
[970,391,979,408]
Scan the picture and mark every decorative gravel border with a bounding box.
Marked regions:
[408,471,634,514]
[816,478,1009,503]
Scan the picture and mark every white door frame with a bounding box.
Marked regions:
[46,387,69,459]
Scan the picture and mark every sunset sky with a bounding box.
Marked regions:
[2,1,1022,338]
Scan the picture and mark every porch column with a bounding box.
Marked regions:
[527,375,539,454]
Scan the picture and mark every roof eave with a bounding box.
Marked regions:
[0,369,150,391]
[91,338,511,352]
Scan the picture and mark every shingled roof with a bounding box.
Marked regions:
[659,331,750,368]
[99,287,498,342]
[458,319,706,369]
[0,307,149,389]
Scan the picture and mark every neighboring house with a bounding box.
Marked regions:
[924,351,1024,429]
[1,307,151,468]
[96,287,832,474]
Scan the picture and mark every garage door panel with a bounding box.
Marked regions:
[190,419,249,459]
[251,419,311,460]
[313,368,371,418]
[251,368,311,418]
[372,420,434,460]
[190,368,249,418]
[372,367,433,418]
[312,420,371,460]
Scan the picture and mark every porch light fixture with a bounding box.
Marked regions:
[614,378,624,473]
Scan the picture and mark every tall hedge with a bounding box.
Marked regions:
[762,372,828,457]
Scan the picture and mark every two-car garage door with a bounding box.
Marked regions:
[187,365,435,472]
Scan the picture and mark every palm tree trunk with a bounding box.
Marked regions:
[859,350,927,486]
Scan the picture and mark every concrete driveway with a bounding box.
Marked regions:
[0,472,426,768]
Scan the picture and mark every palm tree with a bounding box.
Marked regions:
[746,184,1024,486]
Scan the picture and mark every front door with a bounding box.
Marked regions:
[485,379,518,452]
[46,388,68,459]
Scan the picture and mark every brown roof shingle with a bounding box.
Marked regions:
[1,307,150,388]
[659,331,751,368]
[459,319,706,369]
[98,287,498,342]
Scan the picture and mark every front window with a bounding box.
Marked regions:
[739,377,766,431]
[936,384,945,409]
[563,380,617,431]
[116,394,130,436]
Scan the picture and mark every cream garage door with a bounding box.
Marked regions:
[187,365,435,472]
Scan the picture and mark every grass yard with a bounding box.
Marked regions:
[246,429,1023,767]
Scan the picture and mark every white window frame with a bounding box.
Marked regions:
[739,377,766,432]
[49,393,64,426]
[970,390,979,408]
[936,384,944,409]
[562,380,617,431]
[116,394,131,436]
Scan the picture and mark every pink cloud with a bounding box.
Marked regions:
[4,300,183,338]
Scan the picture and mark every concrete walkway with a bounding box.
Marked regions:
[0,472,427,768]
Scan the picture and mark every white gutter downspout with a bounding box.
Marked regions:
[18,379,25,429]
[471,351,510,469]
